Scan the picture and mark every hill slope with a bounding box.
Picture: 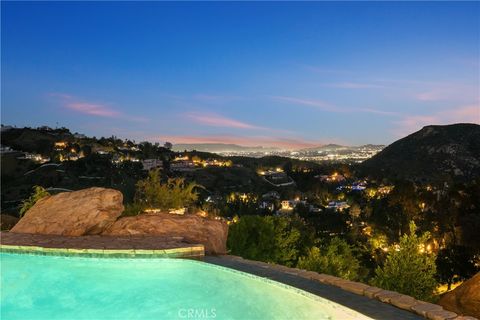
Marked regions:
[360,123,480,183]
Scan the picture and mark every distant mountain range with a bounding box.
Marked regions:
[171,143,280,153]
[298,144,385,153]
[172,143,385,153]
[360,123,480,183]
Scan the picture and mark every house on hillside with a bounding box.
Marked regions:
[262,191,280,199]
[142,159,163,171]
[171,160,195,172]
[326,201,350,212]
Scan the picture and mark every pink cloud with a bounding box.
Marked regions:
[415,91,444,101]
[414,84,479,102]
[393,115,438,137]
[272,95,400,117]
[392,104,480,137]
[49,92,148,122]
[65,102,120,118]
[185,112,262,129]
[440,104,480,123]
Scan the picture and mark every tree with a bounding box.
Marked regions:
[350,203,361,220]
[81,145,92,157]
[227,215,306,266]
[19,186,50,217]
[436,245,478,290]
[387,181,421,236]
[227,215,276,262]
[134,169,199,211]
[164,142,173,150]
[297,237,361,281]
[372,221,437,301]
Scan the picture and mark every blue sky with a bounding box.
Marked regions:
[2,1,479,148]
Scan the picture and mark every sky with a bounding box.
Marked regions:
[1,1,479,149]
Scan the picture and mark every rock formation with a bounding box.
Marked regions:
[103,213,228,254]
[11,188,124,236]
[438,272,480,318]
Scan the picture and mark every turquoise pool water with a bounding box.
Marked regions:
[1,253,371,320]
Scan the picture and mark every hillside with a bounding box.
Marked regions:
[360,123,480,183]
[1,127,72,154]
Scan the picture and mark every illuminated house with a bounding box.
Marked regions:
[317,173,346,183]
[281,200,294,210]
[262,191,280,199]
[171,160,195,172]
[54,141,67,150]
[326,201,350,211]
[142,159,163,171]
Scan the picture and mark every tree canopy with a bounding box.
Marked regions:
[297,237,361,281]
[372,221,437,301]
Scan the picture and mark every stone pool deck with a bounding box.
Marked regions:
[205,256,476,320]
[0,232,204,258]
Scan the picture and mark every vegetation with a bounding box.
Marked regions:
[227,215,314,267]
[298,238,361,281]
[19,186,50,217]
[436,245,479,290]
[121,202,147,217]
[134,169,199,211]
[372,222,438,301]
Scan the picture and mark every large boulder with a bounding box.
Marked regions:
[11,188,124,236]
[438,272,480,318]
[103,213,228,254]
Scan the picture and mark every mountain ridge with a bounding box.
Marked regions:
[360,123,480,183]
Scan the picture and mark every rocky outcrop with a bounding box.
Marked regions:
[438,272,480,318]
[103,213,228,254]
[11,188,124,236]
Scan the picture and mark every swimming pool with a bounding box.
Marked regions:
[1,253,372,319]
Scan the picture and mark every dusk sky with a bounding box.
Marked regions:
[2,1,479,149]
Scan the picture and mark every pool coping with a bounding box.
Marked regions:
[0,243,205,259]
[0,232,206,258]
[204,255,476,320]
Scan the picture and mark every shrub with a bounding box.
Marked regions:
[121,203,146,217]
[297,237,361,281]
[19,186,50,217]
[134,169,199,210]
[372,221,437,301]
[227,215,304,266]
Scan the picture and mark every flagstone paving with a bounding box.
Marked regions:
[205,255,425,320]
[0,232,204,258]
